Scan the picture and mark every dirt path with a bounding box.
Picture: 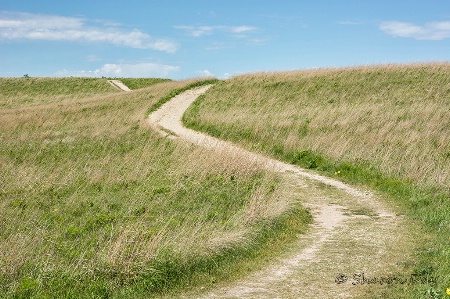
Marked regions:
[108,80,131,92]
[148,86,414,298]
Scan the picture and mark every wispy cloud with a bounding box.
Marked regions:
[337,21,364,25]
[380,20,450,40]
[0,11,178,52]
[56,62,180,78]
[196,69,231,80]
[174,25,214,37]
[174,25,258,37]
[205,42,232,51]
[228,26,257,33]
[197,69,214,77]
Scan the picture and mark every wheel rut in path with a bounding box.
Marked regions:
[148,86,413,298]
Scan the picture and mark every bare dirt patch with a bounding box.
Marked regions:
[108,80,132,92]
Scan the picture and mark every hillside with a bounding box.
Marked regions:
[1,66,449,298]
[184,63,450,297]
[0,78,309,298]
[185,63,450,189]
[0,77,171,108]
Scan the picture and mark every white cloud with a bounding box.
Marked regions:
[0,13,83,30]
[174,25,258,37]
[205,42,232,51]
[174,25,214,37]
[196,70,233,80]
[0,11,178,52]
[380,20,450,40]
[220,73,232,79]
[197,69,214,77]
[228,26,257,33]
[56,62,180,78]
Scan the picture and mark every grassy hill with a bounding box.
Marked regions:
[2,64,449,298]
[184,63,450,298]
[0,77,171,109]
[0,78,309,298]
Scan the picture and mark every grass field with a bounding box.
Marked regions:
[184,63,450,298]
[0,78,310,298]
[2,64,449,298]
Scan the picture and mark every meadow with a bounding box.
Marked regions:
[184,63,450,298]
[2,63,449,298]
[0,78,310,298]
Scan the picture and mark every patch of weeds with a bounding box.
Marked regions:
[16,276,40,298]
[298,118,311,136]
[9,198,27,210]
[424,287,441,299]
[285,149,325,169]
[133,206,146,217]
[65,225,82,239]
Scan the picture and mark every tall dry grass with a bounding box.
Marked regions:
[184,63,450,297]
[186,63,450,188]
[0,78,307,297]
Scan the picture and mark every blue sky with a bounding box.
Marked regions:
[1,0,450,79]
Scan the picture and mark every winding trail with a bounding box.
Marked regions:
[148,86,412,298]
[108,80,132,92]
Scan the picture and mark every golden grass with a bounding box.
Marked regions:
[188,63,450,188]
[183,63,450,297]
[0,78,305,296]
[0,77,121,108]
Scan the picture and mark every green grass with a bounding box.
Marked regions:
[118,78,172,90]
[183,63,450,298]
[4,66,449,297]
[0,77,121,108]
[146,78,220,115]
[0,77,310,298]
[0,77,173,109]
